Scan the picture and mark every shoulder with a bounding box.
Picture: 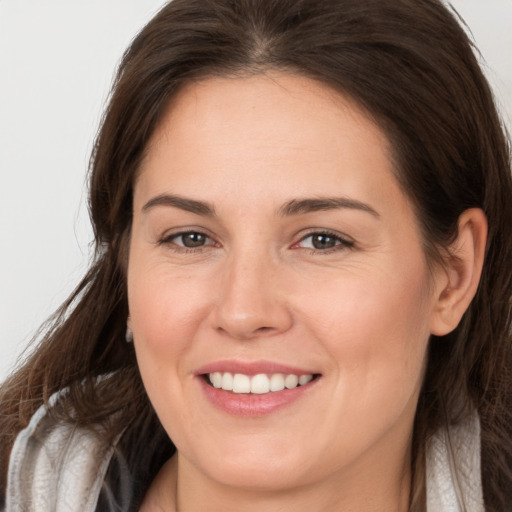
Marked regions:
[6,390,117,512]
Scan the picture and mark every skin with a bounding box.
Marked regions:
[128,73,487,511]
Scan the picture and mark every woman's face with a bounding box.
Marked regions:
[128,74,443,492]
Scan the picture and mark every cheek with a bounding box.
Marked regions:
[299,259,432,402]
[127,265,211,440]
[128,263,209,354]
[293,269,431,469]
[126,260,211,421]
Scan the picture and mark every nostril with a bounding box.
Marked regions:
[212,298,293,340]
[256,326,273,333]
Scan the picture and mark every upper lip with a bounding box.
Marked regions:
[195,360,319,377]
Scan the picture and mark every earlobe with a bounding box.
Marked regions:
[126,316,134,343]
[430,208,487,336]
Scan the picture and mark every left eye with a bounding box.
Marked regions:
[167,231,213,248]
[297,232,351,250]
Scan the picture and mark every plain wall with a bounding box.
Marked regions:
[1,0,511,382]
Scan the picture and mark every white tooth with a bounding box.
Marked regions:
[285,374,299,389]
[221,372,234,391]
[211,372,222,388]
[299,374,313,386]
[251,374,270,394]
[269,373,285,392]
[232,373,251,393]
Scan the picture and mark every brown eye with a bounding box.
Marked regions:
[311,234,338,249]
[161,231,214,249]
[296,231,354,252]
[179,232,207,248]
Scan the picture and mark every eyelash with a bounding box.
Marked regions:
[294,230,354,254]
[159,230,217,253]
[158,229,354,255]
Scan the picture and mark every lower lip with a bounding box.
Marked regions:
[198,377,319,417]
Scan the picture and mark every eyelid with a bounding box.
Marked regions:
[156,227,353,253]
[291,229,355,251]
[158,228,218,249]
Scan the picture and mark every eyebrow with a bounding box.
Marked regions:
[142,193,379,219]
[278,197,380,218]
[142,194,216,216]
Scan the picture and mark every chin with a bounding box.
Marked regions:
[204,459,311,491]
[183,438,318,490]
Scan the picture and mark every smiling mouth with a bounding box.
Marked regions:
[204,372,320,394]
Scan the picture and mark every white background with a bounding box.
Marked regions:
[1,0,511,382]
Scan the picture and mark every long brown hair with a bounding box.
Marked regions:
[2,0,511,509]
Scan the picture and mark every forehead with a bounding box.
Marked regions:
[135,73,406,217]
[145,72,389,158]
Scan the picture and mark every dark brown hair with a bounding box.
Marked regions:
[2,0,511,510]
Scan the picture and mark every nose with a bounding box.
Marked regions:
[211,251,293,340]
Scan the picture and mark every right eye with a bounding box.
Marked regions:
[161,231,215,250]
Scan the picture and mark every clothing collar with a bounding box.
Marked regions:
[426,409,484,511]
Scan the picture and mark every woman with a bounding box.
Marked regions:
[1,0,511,510]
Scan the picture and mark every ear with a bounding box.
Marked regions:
[125,316,134,343]
[430,208,487,336]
